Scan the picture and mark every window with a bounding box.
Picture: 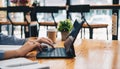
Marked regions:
[37,0,66,22]
[71,0,112,5]
[42,0,66,6]
[70,0,113,40]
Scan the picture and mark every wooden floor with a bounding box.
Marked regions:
[27,39,120,69]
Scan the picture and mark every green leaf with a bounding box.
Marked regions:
[58,19,73,32]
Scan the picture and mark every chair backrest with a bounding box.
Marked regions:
[7,6,29,13]
[35,6,59,28]
[35,6,59,13]
[68,5,90,13]
[7,6,30,23]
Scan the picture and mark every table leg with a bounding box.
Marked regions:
[89,28,93,39]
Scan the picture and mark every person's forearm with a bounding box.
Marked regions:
[4,50,20,59]
[3,40,39,59]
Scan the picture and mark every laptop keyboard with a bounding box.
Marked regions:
[37,48,67,57]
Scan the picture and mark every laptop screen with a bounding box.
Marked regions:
[64,19,84,56]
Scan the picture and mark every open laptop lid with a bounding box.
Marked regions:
[64,19,85,56]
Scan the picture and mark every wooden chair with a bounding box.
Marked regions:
[0,20,11,33]
[0,8,11,34]
[7,6,30,38]
[0,21,10,25]
[38,13,58,30]
[35,6,58,30]
[81,22,109,39]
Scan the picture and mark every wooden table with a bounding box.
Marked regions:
[27,39,120,69]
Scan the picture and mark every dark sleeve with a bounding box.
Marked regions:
[0,50,4,60]
[0,33,27,45]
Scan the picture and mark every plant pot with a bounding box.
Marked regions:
[61,31,69,41]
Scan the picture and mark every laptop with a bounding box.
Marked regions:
[36,19,85,58]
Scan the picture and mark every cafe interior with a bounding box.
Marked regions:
[0,0,120,69]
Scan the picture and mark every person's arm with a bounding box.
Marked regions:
[0,33,54,59]
[0,50,5,60]
[3,40,41,59]
[3,50,19,59]
[0,33,26,45]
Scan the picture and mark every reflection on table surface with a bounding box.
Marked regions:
[27,39,120,69]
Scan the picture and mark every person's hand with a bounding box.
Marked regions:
[36,37,54,48]
[16,37,54,57]
[16,40,41,57]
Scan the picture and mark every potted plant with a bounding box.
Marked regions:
[58,19,73,41]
